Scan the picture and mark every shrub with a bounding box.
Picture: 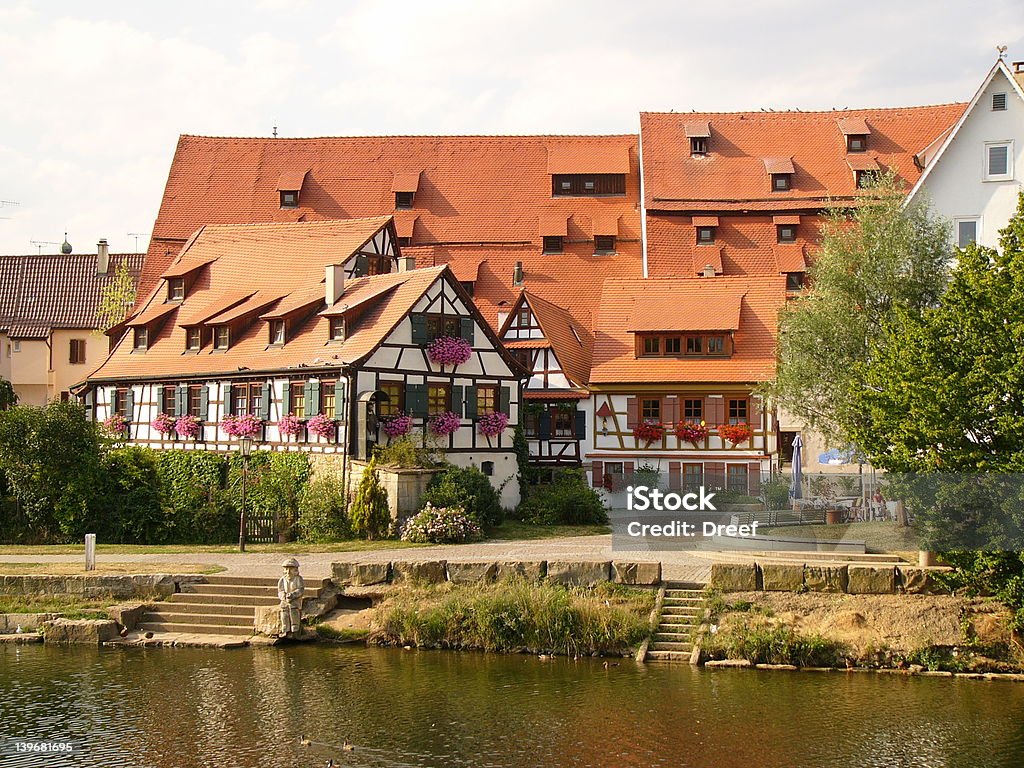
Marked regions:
[349,458,391,539]
[762,477,792,511]
[704,618,847,667]
[156,451,235,543]
[228,451,310,542]
[400,503,483,544]
[100,447,164,543]
[517,469,608,525]
[374,435,438,469]
[634,462,661,488]
[422,465,503,527]
[297,469,350,542]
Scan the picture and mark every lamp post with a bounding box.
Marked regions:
[238,435,253,552]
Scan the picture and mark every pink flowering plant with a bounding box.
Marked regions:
[151,412,176,436]
[102,414,129,436]
[429,410,462,436]
[675,422,709,445]
[278,414,304,438]
[221,413,262,438]
[307,413,336,439]
[381,413,413,438]
[477,411,509,438]
[400,503,483,544]
[175,414,202,439]
[426,335,472,366]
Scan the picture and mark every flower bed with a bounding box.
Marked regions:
[719,423,753,444]
[174,414,201,439]
[429,411,461,436]
[307,413,336,439]
[675,422,709,444]
[381,413,413,438]
[477,411,509,437]
[632,421,665,445]
[221,413,262,438]
[278,414,304,438]
[399,503,482,544]
[150,412,176,436]
[426,335,472,366]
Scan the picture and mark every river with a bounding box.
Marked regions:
[2,644,1023,767]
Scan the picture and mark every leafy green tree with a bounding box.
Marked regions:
[349,457,391,539]
[767,174,951,442]
[517,468,608,526]
[422,464,503,527]
[0,378,16,411]
[95,259,137,332]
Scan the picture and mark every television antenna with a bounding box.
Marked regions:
[0,199,19,220]
[127,232,150,251]
[30,240,61,255]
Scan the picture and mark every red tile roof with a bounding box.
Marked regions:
[640,104,964,211]
[546,142,630,174]
[519,291,593,389]
[626,288,741,332]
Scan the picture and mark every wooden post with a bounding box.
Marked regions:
[85,533,96,571]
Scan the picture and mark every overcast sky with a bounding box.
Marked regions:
[1,0,1022,255]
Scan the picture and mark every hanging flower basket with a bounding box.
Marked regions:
[426,335,472,366]
[675,422,709,445]
[718,423,753,445]
[175,414,201,439]
[429,411,462,436]
[221,413,262,438]
[632,421,665,445]
[307,413,337,439]
[278,414,304,438]
[478,411,509,437]
[102,414,129,436]
[151,412,176,436]
[381,413,413,438]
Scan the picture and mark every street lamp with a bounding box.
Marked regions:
[238,435,253,552]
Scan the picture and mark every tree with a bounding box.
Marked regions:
[95,259,137,332]
[766,174,951,443]
[0,378,16,410]
[348,457,391,539]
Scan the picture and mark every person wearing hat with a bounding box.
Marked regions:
[278,557,305,637]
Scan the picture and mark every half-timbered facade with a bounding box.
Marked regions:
[81,218,525,508]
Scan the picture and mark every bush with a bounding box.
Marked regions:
[228,451,310,542]
[762,477,792,511]
[517,469,608,525]
[422,465,503,527]
[373,435,439,469]
[100,447,164,543]
[400,503,483,544]
[156,451,235,544]
[349,458,391,539]
[297,470,350,542]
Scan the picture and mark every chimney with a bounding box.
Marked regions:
[96,239,110,275]
[513,261,524,286]
[325,264,345,305]
[398,256,416,272]
[702,264,716,278]
[1013,61,1024,91]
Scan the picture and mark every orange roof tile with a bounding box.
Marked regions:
[160,253,217,279]
[626,288,741,332]
[847,154,881,171]
[591,212,621,236]
[394,212,418,239]
[318,279,405,317]
[547,142,630,174]
[126,301,178,327]
[773,244,808,273]
[522,292,592,388]
[692,216,720,227]
[836,117,871,135]
[763,157,795,175]
[538,212,568,237]
[391,171,421,193]
[590,276,787,384]
[178,291,256,326]
[694,246,724,275]
[683,122,711,138]
[260,287,325,320]
[772,215,801,225]
[276,170,308,191]
[204,291,288,325]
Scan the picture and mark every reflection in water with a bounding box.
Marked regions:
[1,644,1023,767]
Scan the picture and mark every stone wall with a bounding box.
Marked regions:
[0,574,208,599]
[331,559,662,588]
[709,562,951,595]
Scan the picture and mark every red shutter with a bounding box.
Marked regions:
[668,461,681,490]
[591,460,603,488]
[663,397,678,426]
[626,397,638,428]
[747,462,762,495]
[705,396,724,425]
[624,461,635,485]
[750,397,762,429]
[705,461,726,491]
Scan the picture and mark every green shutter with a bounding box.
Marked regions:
[309,380,322,415]
[281,383,291,416]
[406,383,428,418]
[411,313,428,345]
[175,384,188,417]
[452,385,464,417]
[499,386,511,414]
[302,381,313,415]
[124,388,135,423]
[460,317,475,344]
[539,411,551,440]
[354,254,369,277]
[223,384,234,416]
[334,380,346,420]
[199,386,210,421]
[464,385,478,419]
[575,409,586,439]
[258,383,271,421]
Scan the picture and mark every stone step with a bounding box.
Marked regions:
[661,609,702,618]
[645,650,692,662]
[156,602,256,617]
[662,595,702,602]
[184,583,322,598]
[142,611,253,628]
[167,593,279,607]
[659,623,697,632]
[653,633,692,642]
[650,641,693,652]
[137,621,253,637]
[203,575,331,589]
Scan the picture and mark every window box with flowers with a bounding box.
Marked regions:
[102,414,129,437]
[429,410,462,436]
[278,414,305,440]
[221,413,263,439]
[478,411,509,438]
[633,421,665,445]
[675,422,709,446]
[151,412,176,437]
[718,423,753,445]
[307,413,336,440]
[175,414,202,440]
[381,413,413,439]
[426,336,472,367]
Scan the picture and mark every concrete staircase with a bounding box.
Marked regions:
[645,584,705,662]
[137,575,331,637]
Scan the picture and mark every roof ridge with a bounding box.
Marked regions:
[199,217,392,231]
[180,133,638,142]
[641,102,968,118]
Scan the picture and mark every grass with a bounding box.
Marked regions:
[703,618,848,667]
[486,521,610,541]
[0,594,130,619]
[315,625,370,643]
[0,562,224,575]
[760,520,920,557]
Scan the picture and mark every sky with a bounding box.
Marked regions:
[1,0,1022,256]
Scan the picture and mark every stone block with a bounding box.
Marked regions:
[546,560,611,587]
[106,602,150,631]
[847,566,896,595]
[710,563,759,592]
[254,606,284,636]
[41,619,119,645]
[391,560,448,584]
[495,561,546,582]
[804,565,849,593]
[898,567,949,595]
[332,561,391,586]
[761,563,805,592]
[612,561,662,585]
[446,562,497,584]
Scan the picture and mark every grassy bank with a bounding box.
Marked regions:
[0,594,130,619]
[370,581,655,657]
[0,562,224,575]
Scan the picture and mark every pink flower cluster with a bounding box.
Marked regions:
[675,423,709,444]
[426,335,472,366]
[399,503,482,544]
[102,414,129,435]
[278,414,304,437]
[381,413,413,438]
[429,410,461,436]
[150,412,176,435]
[477,411,509,437]
[221,413,262,438]
[307,413,336,439]
[175,414,202,439]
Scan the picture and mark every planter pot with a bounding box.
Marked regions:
[825,509,843,525]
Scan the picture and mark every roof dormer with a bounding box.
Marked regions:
[763,157,795,192]
[684,121,711,156]
[392,171,421,209]
[837,117,871,153]
[277,170,308,208]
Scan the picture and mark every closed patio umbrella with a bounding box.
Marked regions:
[790,434,803,500]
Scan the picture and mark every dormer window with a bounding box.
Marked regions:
[684,122,711,157]
[133,327,148,351]
[696,226,715,245]
[329,317,346,341]
[550,174,625,196]
[992,93,1007,111]
[186,327,202,351]
[392,172,421,209]
[595,235,616,254]
[280,190,299,208]
[397,236,412,247]
[270,320,286,346]
[786,272,806,291]
[838,117,871,154]
[168,278,185,302]
[213,326,230,350]
[847,135,867,153]
[772,174,791,191]
[395,191,414,209]
[276,170,307,209]
[543,235,564,253]
[777,224,797,243]
[690,137,708,156]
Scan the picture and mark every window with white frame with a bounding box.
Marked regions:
[985,142,1013,181]
[955,218,979,248]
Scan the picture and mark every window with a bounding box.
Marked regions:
[427,384,450,416]
[69,338,86,365]
[233,383,262,416]
[280,190,298,208]
[168,278,185,301]
[425,314,462,340]
[397,236,412,247]
[594,235,616,254]
[786,272,806,291]
[460,281,474,297]
[689,136,707,156]
[696,226,715,244]
[728,398,748,425]
[290,382,306,419]
[727,464,748,493]
[524,409,540,437]
[543,235,563,253]
[510,348,531,370]
[11,341,20,353]
[847,135,867,153]
[777,224,797,243]
[604,461,625,488]
[188,385,203,418]
[683,463,703,491]
[643,336,660,355]
[518,307,532,327]
[133,327,148,351]
[993,92,1007,111]
[553,408,574,437]
[395,191,414,209]
[707,336,724,354]
[956,219,979,248]
[683,335,727,356]
[162,385,176,415]
[663,336,681,355]
[213,326,230,350]
[378,381,404,417]
[270,320,286,346]
[113,387,129,418]
[481,460,494,476]
[686,336,703,354]
[322,381,337,419]
[551,174,626,196]
[683,399,702,421]
[186,327,202,351]
[771,173,791,191]
[638,334,685,357]
[329,317,345,341]
[641,398,661,421]
[476,385,498,416]
[986,142,1012,180]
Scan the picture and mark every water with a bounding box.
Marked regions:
[2,644,1023,768]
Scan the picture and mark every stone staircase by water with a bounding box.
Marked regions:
[645,584,705,662]
[137,574,331,637]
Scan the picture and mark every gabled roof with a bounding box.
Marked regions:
[640,103,965,211]
[589,276,787,384]
[0,253,143,336]
[502,291,593,388]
